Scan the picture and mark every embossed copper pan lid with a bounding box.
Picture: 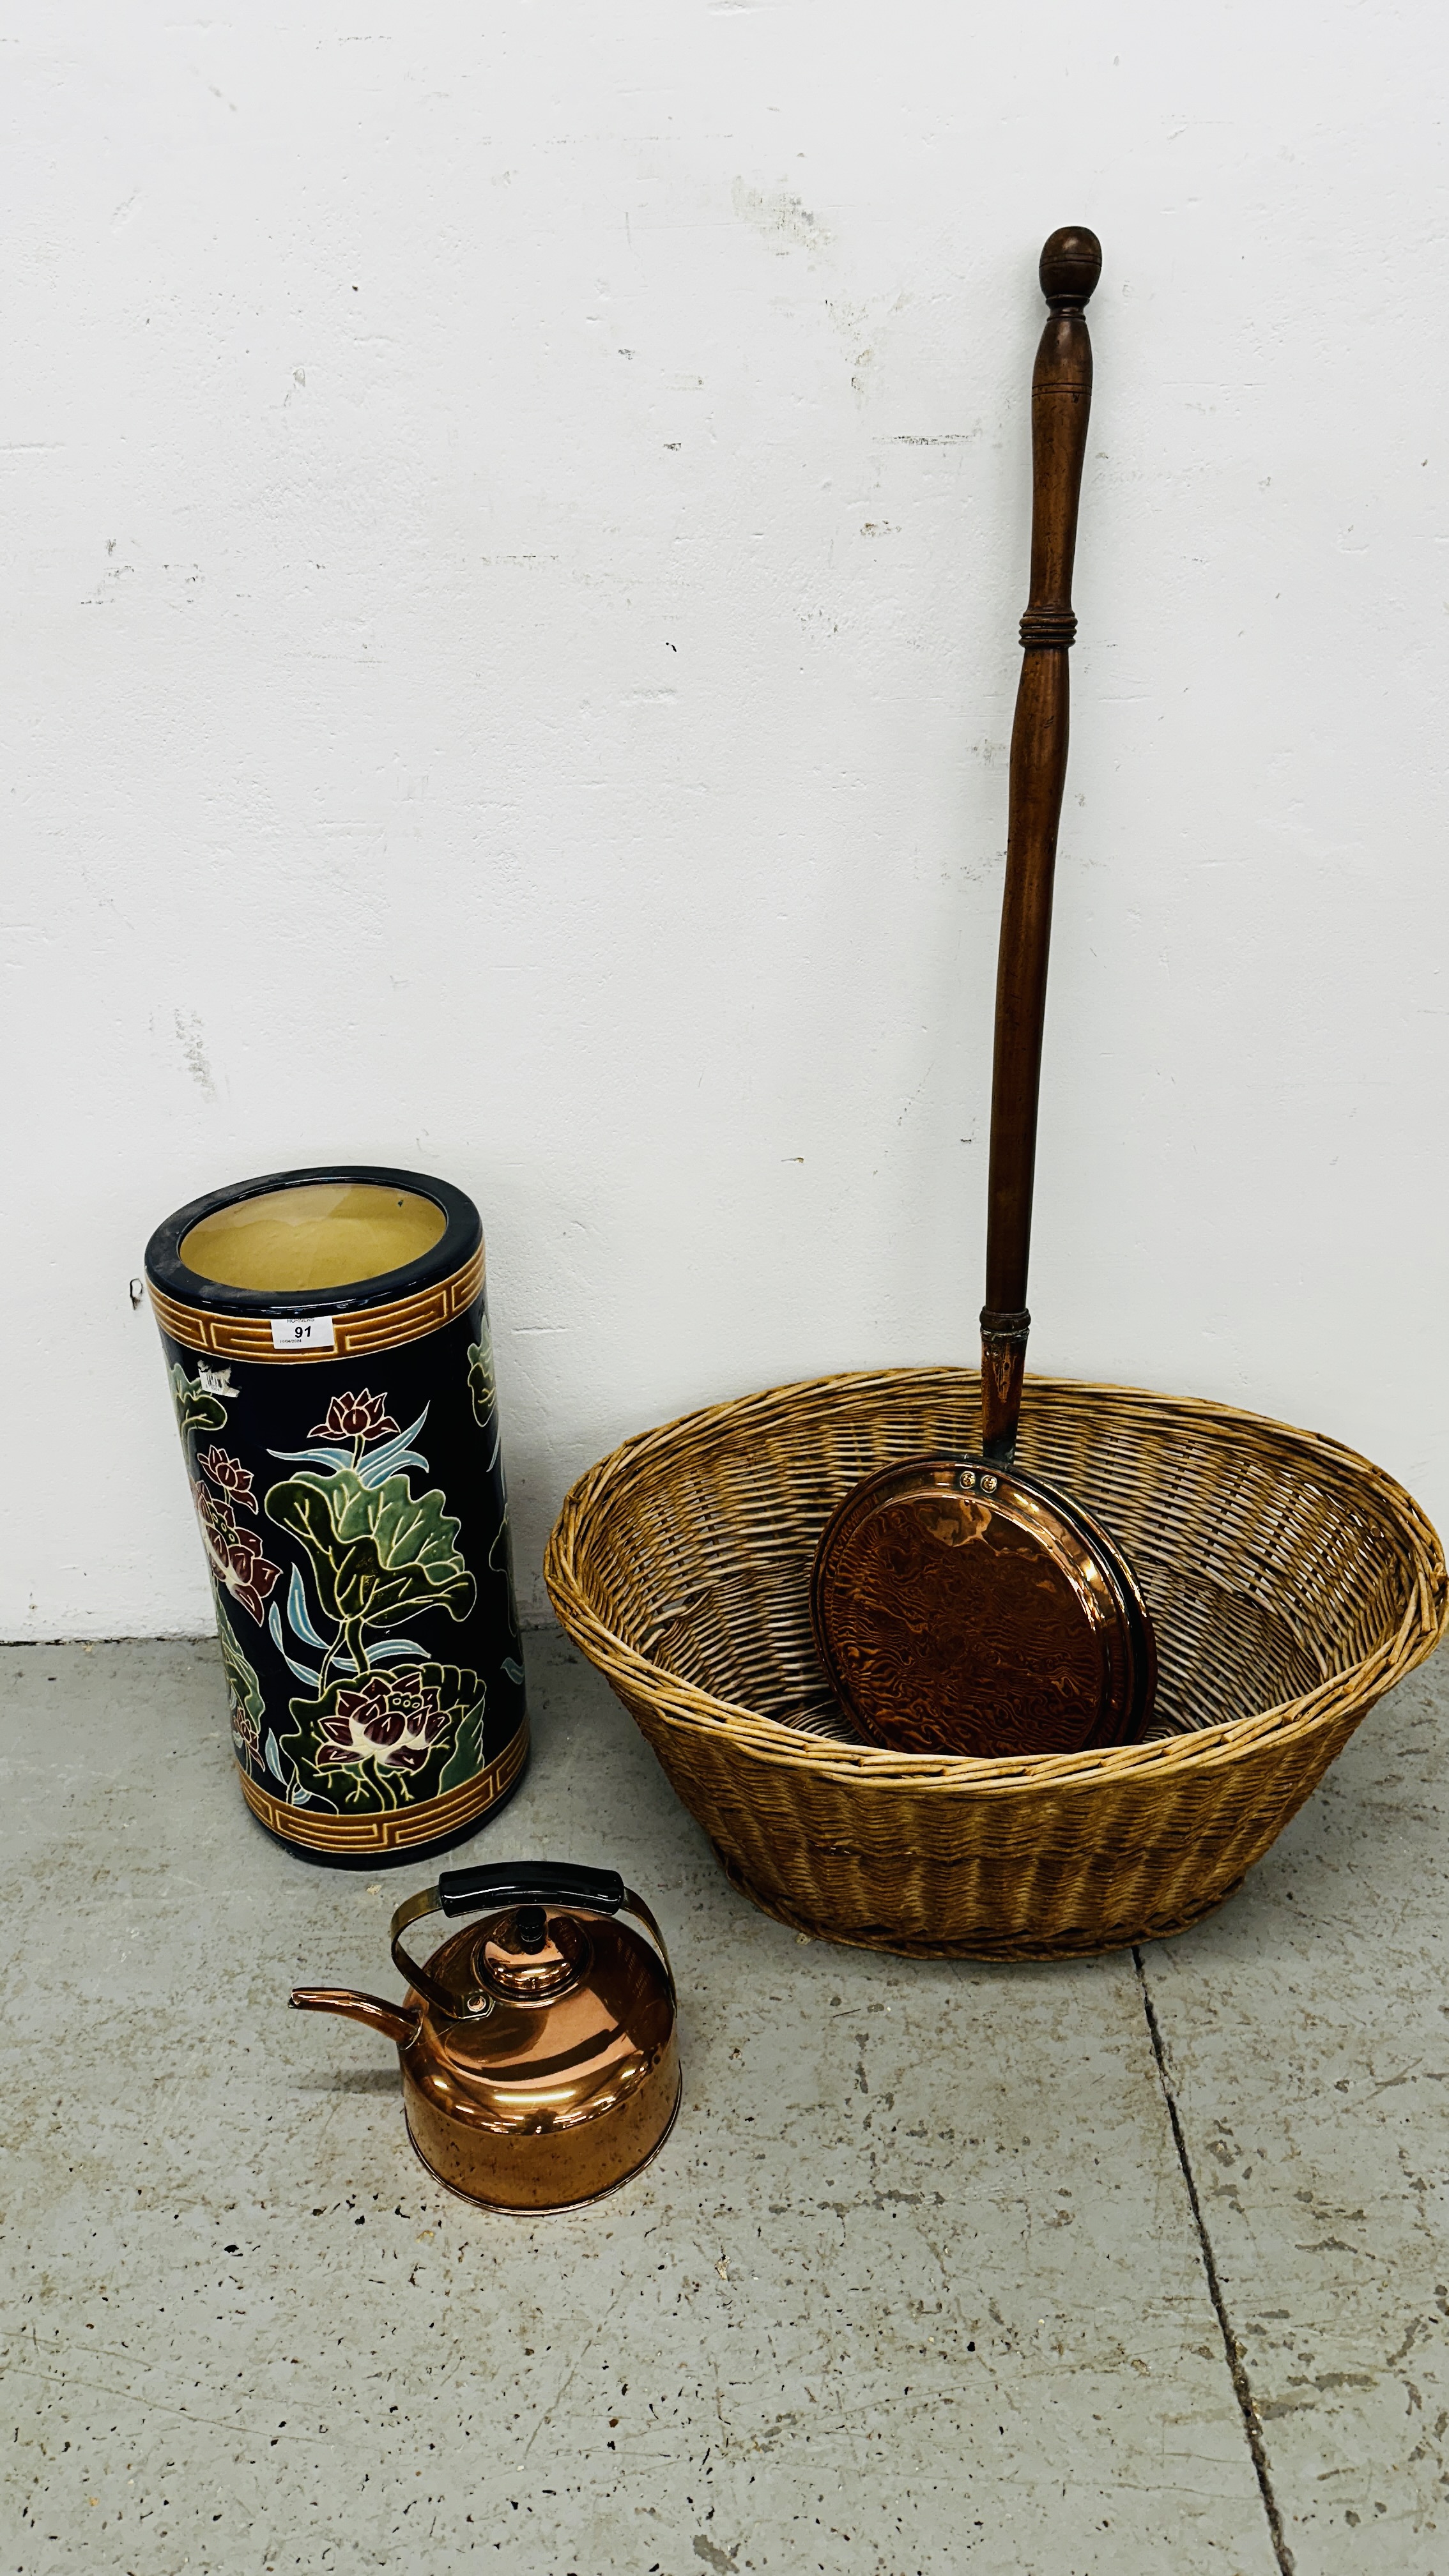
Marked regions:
[811,1455,1155,1759]
[811,226,1156,1760]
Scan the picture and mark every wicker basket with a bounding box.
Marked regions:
[544,1370,1446,1958]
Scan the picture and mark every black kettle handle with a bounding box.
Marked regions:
[390,1863,673,2020]
[437,1860,627,1915]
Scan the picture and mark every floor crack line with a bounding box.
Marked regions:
[1133,1945,1296,2576]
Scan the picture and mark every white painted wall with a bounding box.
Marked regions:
[5,2,1446,1638]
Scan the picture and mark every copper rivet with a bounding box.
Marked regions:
[981,1475,999,1496]
[464,1990,492,2016]
[958,1468,976,1491]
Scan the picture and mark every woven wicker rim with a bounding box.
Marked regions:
[546,1369,1447,1791]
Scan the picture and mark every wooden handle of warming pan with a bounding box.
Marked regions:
[980,226,1101,1461]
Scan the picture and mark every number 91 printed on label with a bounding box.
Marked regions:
[271,1314,336,1352]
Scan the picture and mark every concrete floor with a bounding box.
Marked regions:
[2,1634,1446,2576]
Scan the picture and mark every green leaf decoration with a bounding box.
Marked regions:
[171,1363,228,1434]
[279,1662,484,1811]
[467,1324,496,1427]
[264,1467,475,1636]
[438,1693,486,1794]
[215,1593,264,1726]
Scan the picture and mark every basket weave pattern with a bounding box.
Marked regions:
[545,1370,1446,1958]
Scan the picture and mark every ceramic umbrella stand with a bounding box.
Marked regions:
[146,1165,528,1866]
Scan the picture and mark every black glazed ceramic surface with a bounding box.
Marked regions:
[146,1167,527,1866]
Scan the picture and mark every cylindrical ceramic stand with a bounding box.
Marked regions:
[145,1166,528,1867]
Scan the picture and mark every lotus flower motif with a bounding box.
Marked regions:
[199,1446,256,1510]
[193,1482,281,1625]
[309,1389,400,1443]
[316,1670,450,1775]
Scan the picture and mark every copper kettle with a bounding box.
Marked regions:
[291,1861,680,2211]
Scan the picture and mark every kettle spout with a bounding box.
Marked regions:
[289,1986,420,2048]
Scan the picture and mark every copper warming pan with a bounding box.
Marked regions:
[811,228,1156,1760]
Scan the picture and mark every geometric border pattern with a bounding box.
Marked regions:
[236,1717,528,1853]
[150,1244,485,1363]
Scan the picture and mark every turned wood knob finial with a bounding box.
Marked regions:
[1039,226,1101,310]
